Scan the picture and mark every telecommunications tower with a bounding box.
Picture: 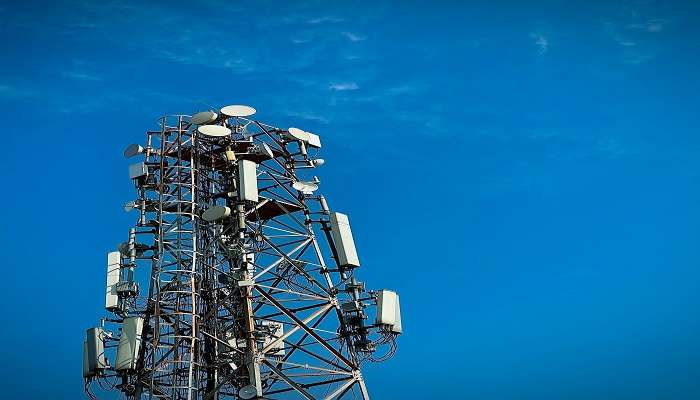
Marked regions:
[82,105,402,400]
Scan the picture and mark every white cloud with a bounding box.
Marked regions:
[342,32,366,42]
[328,82,359,91]
[0,84,35,99]
[530,33,549,54]
[307,16,344,24]
[623,52,653,65]
[628,19,669,33]
[60,70,102,81]
[283,110,330,124]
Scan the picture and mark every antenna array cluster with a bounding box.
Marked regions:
[83,105,402,400]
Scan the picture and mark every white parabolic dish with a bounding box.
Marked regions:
[202,206,231,222]
[287,127,309,142]
[220,105,256,118]
[190,111,218,125]
[198,125,232,137]
[292,181,319,193]
[124,144,144,158]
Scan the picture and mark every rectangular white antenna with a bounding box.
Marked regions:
[128,162,147,179]
[85,327,107,373]
[330,212,361,268]
[238,160,259,202]
[392,293,402,334]
[105,251,120,310]
[376,290,402,334]
[306,132,322,148]
[116,316,144,371]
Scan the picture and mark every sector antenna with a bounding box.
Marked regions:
[83,105,402,400]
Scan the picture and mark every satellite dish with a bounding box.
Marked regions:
[292,181,319,193]
[190,110,218,125]
[220,105,256,118]
[312,158,325,167]
[124,144,144,158]
[124,201,136,212]
[198,125,231,137]
[287,127,309,142]
[202,205,231,222]
[239,385,258,400]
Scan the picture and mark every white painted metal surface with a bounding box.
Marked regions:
[220,105,256,117]
[286,127,309,142]
[218,330,247,354]
[237,160,258,202]
[306,132,322,148]
[106,251,120,310]
[261,142,274,159]
[329,212,360,268]
[376,290,402,333]
[391,292,402,334]
[198,124,232,137]
[191,110,218,125]
[86,327,107,372]
[128,162,147,179]
[292,181,319,194]
[203,205,231,222]
[116,316,144,371]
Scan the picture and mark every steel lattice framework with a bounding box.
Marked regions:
[83,107,401,400]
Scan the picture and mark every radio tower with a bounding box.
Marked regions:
[82,105,402,400]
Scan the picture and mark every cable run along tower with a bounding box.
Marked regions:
[83,105,402,400]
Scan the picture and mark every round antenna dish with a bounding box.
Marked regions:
[239,385,258,400]
[292,181,319,193]
[287,127,309,142]
[190,111,218,125]
[124,201,136,212]
[312,158,325,167]
[202,205,231,222]
[220,105,256,118]
[124,144,144,158]
[198,125,231,137]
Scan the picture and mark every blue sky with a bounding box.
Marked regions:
[1,0,700,399]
